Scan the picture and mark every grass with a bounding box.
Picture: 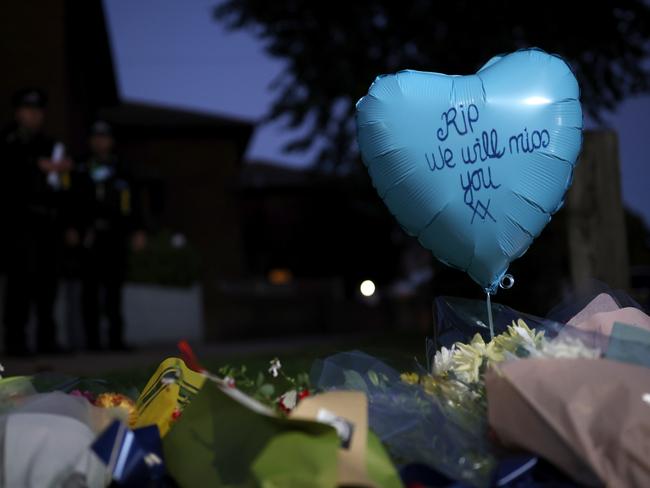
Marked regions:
[99,331,428,395]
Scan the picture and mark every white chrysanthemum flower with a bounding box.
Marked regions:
[540,336,600,359]
[433,346,455,375]
[268,358,282,378]
[454,370,475,384]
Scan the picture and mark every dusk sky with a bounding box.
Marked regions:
[103,0,649,225]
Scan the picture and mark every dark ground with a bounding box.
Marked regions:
[3,331,426,393]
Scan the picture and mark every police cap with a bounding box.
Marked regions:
[90,120,113,137]
[12,88,48,109]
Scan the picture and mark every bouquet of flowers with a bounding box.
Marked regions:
[0,291,647,487]
[313,292,650,487]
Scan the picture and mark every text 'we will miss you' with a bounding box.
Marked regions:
[424,104,550,224]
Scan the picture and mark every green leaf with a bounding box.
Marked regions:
[258,383,275,398]
[367,370,380,387]
[296,373,311,387]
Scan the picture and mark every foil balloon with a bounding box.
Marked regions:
[356,48,582,292]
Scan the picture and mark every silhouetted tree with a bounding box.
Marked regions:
[215,0,650,169]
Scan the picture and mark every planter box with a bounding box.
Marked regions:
[123,283,203,345]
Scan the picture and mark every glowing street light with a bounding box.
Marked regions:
[359,279,376,297]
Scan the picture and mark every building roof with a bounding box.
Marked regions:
[99,102,254,134]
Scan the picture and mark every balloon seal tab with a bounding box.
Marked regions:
[499,274,515,290]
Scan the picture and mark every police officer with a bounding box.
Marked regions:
[0,88,72,356]
[76,120,145,351]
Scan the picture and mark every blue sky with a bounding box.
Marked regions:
[103,0,649,225]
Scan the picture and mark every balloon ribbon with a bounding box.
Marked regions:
[486,292,495,340]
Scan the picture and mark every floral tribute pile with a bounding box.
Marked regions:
[0,292,648,487]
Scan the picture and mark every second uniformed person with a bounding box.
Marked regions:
[75,121,145,351]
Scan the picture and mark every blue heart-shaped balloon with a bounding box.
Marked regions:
[356,48,582,292]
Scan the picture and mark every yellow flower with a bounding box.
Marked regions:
[420,375,441,396]
[400,372,420,385]
[443,320,544,384]
[492,319,544,354]
[484,339,505,365]
[452,334,486,383]
[418,373,474,403]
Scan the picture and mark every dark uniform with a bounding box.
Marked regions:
[0,89,69,355]
[74,122,139,350]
